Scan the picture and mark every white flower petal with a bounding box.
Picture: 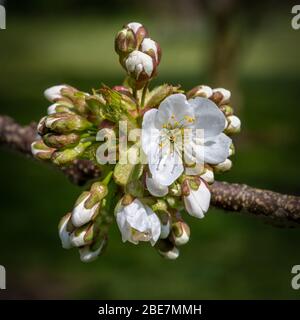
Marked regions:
[79,241,106,263]
[156,94,194,129]
[44,85,68,102]
[226,115,241,133]
[146,173,168,197]
[141,108,160,156]
[71,195,99,227]
[141,38,158,61]
[203,133,232,165]
[125,51,153,78]
[58,213,73,249]
[191,97,226,138]
[127,22,142,33]
[116,199,161,246]
[159,246,179,260]
[145,206,161,246]
[148,145,184,186]
[47,103,59,115]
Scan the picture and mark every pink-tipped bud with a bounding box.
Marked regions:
[115,27,137,56]
[126,22,148,47]
[186,85,213,99]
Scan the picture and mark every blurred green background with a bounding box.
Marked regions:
[0,0,300,299]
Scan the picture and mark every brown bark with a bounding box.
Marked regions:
[1,115,300,225]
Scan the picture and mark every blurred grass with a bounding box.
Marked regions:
[0,15,300,299]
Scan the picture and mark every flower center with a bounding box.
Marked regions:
[131,228,152,242]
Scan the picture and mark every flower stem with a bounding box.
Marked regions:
[141,82,149,108]
[101,170,113,185]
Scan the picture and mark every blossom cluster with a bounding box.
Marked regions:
[32,22,241,262]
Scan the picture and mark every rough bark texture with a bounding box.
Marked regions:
[1,115,300,225]
[210,181,300,225]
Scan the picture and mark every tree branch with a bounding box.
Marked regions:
[1,115,300,225]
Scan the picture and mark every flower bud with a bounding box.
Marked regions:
[219,104,233,117]
[155,239,179,260]
[44,84,73,102]
[115,28,137,55]
[58,212,75,249]
[211,88,231,105]
[43,133,81,149]
[225,115,241,134]
[47,102,74,115]
[125,50,154,84]
[126,22,148,47]
[144,84,181,108]
[140,38,161,65]
[213,158,232,173]
[183,178,211,219]
[71,182,107,228]
[171,219,190,246]
[200,166,214,184]
[70,222,96,247]
[229,143,235,157]
[186,85,212,99]
[51,142,91,165]
[31,140,56,160]
[79,236,107,263]
[37,116,48,136]
[71,192,100,227]
[112,85,131,96]
[45,112,93,133]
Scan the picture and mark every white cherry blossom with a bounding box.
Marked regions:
[116,199,161,246]
[141,93,231,187]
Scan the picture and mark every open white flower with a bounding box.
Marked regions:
[183,179,211,219]
[141,93,231,186]
[116,199,161,246]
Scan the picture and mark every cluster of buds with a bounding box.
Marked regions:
[32,22,242,262]
[115,22,161,89]
[31,84,97,166]
[58,181,109,262]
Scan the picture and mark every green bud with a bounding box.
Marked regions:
[51,142,91,165]
[115,28,137,55]
[45,112,93,134]
[145,84,181,108]
[84,182,108,209]
[126,22,148,47]
[152,199,168,213]
[43,133,81,149]
[113,162,143,187]
[169,181,182,196]
[31,140,56,161]
[219,105,234,117]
